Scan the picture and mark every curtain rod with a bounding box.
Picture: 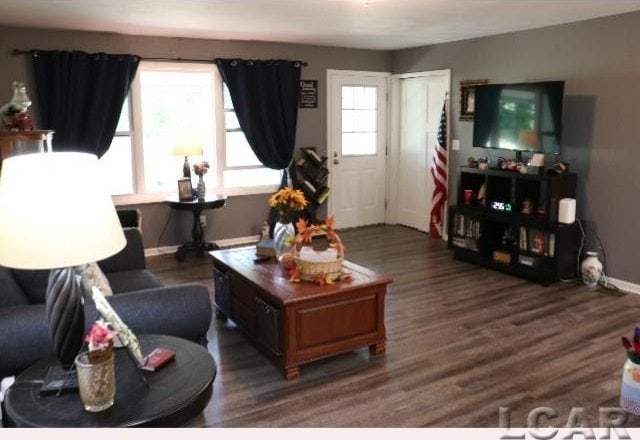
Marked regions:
[13,49,308,66]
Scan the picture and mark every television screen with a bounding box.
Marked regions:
[472,81,564,155]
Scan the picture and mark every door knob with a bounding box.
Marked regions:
[333,159,340,165]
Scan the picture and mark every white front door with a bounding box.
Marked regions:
[327,71,388,229]
[389,71,450,233]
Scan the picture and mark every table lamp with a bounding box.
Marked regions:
[171,138,203,179]
[0,152,126,365]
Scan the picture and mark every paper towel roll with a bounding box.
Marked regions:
[558,198,576,224]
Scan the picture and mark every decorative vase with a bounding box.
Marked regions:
[581,251,603,287]
[273,221,295,267]
[196,175,205,201]
[75,350,116,412]
[621,358,640,415]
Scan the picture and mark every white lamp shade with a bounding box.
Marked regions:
[0,152,126,269]
[171,137,203,157]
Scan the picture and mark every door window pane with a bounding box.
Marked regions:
[341,85,377,156]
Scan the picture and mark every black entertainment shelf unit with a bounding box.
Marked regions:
[448,166,580,284]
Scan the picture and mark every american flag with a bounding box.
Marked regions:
[430,101,447,238]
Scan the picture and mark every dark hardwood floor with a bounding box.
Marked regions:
[146,224,640,427]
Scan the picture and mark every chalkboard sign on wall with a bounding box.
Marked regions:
[299,80,318,108]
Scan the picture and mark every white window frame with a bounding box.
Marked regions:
[106,96,135,197]
[112,61,279,206]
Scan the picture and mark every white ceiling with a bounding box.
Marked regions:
[2,0,640,50]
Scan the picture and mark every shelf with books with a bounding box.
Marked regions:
[449,213,481,252]
[448,166,580,284]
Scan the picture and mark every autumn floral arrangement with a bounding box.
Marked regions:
[85,320,118,364]
[269,187,308,223]
[288,216,351,285]
[193,161,210,176]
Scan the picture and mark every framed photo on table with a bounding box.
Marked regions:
[178,178,193,201]
[459,79,488,121]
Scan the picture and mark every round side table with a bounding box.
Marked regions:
[166,194,227,261]
[2,334,216,427]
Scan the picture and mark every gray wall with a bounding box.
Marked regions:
[2,11,639,283]
[0,26,391,248]
[393,11,640,283]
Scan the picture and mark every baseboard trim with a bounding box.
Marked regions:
[144,234,261,257]
[145,245,179,257]
[606,277,640,295]
[215,234,261,248]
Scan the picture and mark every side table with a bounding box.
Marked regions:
[2,334,216,427]
[166,194,227,261]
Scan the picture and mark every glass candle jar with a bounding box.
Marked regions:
[74,350,116,412]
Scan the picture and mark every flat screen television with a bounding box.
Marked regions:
[472,81,564,159]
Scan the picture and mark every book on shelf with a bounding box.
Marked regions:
[298,177,317,196]
[315,186,330,205]
[518,227,555,257]
[453,214,480,239]
[451,236,479,251]
[300,147,326,166]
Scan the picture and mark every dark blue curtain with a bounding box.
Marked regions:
[215,58,301,186]
[32,50,139,158]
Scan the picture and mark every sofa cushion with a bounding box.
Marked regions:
[0,303,55,377]
[105,269,163,294]
[0,267,30,308]
[98,228,146,274]
[11,269,50,304]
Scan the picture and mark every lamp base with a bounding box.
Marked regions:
[183,156,191,178]
[45,267,85,365]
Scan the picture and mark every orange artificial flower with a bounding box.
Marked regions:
[324,216,335,229]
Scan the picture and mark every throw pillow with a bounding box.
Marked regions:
[75,262,113,297]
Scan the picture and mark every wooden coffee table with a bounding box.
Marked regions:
[210,246,391,380]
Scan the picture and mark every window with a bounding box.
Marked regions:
[218,84,281,188]
[99,97,133,195]
[341,85,378,156]
[104,61,280,204]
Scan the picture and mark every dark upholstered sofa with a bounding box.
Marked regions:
[0,214,212,378]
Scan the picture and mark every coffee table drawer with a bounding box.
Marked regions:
[229,273,256,308]
[295,293,379,350]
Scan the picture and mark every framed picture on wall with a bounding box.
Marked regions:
[459,79,488,121]
[178,178,194,201]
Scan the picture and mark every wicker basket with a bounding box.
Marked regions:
[296,233,344,282]
[297,256,343,282]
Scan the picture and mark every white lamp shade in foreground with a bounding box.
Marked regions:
[0,152,126,269]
